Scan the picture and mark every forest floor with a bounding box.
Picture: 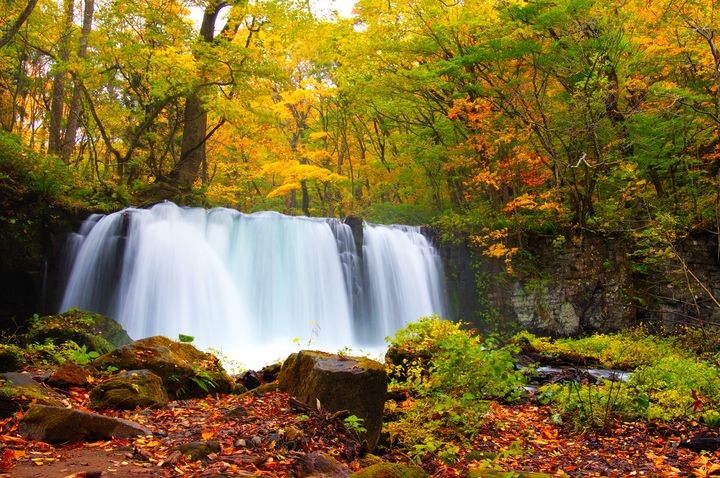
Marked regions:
[1,386,719,477]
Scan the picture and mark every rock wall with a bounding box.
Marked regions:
[442,232,720,336]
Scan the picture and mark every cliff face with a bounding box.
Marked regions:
[442,232,720,336]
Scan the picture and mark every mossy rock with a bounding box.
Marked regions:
[26,310,131,354]
[467,469,553,478]
[93,336,235,399]
[47,362,93,388]
[90,369,168,410]
[350,462,428,478]
[278,350,387,451]
[0,372,64,417]
[18,404,150,444]
[0,344,27,372]
[173,440,221,461]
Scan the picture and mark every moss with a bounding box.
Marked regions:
[26,310,131,354]
[90,370,168,410]
[350,462,428,478]
[0,344,27,372]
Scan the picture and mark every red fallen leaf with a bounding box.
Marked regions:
[689,390,704,412]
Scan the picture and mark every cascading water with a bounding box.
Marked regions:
[60,202,447,368]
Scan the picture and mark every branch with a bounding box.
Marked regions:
[0,0,39,49]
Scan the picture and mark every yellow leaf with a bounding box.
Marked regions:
[201,430,214,440]
[267,182,302,198]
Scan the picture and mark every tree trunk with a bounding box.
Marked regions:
[169,2,226,190]
[48,0,74,155]
[173,93,207,189]
[61,0,94,163]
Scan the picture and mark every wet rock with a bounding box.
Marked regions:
[278,350,387,451]
[350,462,427,478]
[47,362,93,388]
[90,369,168,410]
[240,370,261,390]
[26,310,131,354]
[0,372,64,417]
[19,404,150,443]
[92,336,235,399]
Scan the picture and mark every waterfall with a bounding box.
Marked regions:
[60,202,447,368]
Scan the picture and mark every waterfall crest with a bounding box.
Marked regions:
[60,202,447,367]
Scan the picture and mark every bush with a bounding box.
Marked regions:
[384,317,526,463]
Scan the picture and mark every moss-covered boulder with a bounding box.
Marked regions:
[278,350,387,451]
[26,310,132,354]
[0,344,27,372]
[0,372,64,417]
[18,404,151,443]
[349,462,428,478]
[92,336,235,399]
[90,369,168,410]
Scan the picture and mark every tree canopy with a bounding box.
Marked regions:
[1,0,719,242]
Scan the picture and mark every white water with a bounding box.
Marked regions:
[60,202,447,369]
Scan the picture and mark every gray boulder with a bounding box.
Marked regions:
[278,350,387,451]
[19,404,151,443]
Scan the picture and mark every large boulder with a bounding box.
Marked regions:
[278,350,387,451]
[90,369,168,410]
[0,372,64,417]
[19,404,151,443]
[92,336,235,399]
[26,309,132,354]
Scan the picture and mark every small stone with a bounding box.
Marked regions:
[224,405,248,418]
[251,436,262,447]
[235,438,247,447]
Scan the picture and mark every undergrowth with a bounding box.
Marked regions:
[384,316,526,463]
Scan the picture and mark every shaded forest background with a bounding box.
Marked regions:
[2,0,720,331]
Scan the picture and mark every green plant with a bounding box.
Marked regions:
[630,355,720,421]
[191,370,218,394]
[384,317,525,464]
[178,334,195,343]
[343,415,367,437]
[63,341,100,365]
[539,378,640,431]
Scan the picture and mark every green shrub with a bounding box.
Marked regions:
[384,317,525,463]
[630,356,720,422]
[538,380,644,431]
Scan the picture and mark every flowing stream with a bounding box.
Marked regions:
[60,202,447,368]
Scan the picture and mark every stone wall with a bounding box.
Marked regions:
[441,232,720,336]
